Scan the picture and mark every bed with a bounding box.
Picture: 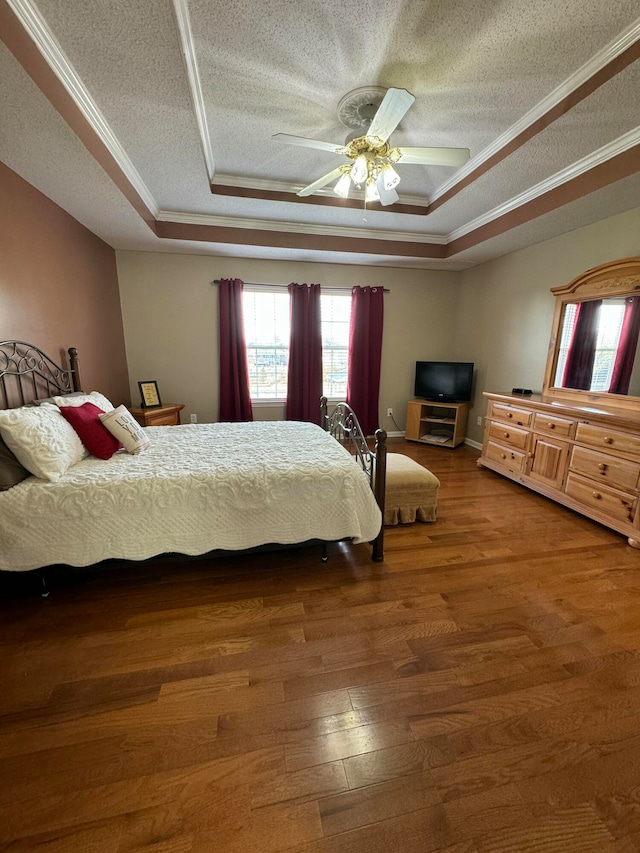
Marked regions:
[0,341,386,573]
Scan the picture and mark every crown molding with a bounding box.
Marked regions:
[157,210,448,244]
[172,0,215,182]
[212,173,430,207]
[448,125,640,242]
[165,118,640,247]
[431,16,640,205]
[6,0,159,217]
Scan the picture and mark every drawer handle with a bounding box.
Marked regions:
[547,423,555,429]
[506,412,513,419]
[598,463,608,471]
[504,432,510,438]
[603,436,613,444]
[592,491,602,500]
[501,453,506,459]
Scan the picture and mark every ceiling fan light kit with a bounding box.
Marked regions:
[273,86,470,211]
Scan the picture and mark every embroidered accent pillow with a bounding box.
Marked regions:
[0,403,86,481]
[99,405,150,454]
[59,402,122,460]
[53,391,115,412]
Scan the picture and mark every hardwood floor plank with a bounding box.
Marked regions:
[306,802,455,852]
[318,769,441,837]
[474,804,617,852]
[0,819,126,853]
[285,718,415,772]
[349,669,460,710]
[442,782,534,841]
[407,682,563,739]
[283,661,397,702]
[250,760,348,808]
[190,801,322,853]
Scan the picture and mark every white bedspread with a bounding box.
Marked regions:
[0,421,381,572]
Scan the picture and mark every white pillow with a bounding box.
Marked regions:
[53,391,115,412]
[0,403,86,481]
[99,405,150,454]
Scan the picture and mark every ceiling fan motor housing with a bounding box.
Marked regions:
[337,86,387,132]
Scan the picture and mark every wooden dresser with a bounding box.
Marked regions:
[129,403,184,427]
[478,391,640,547]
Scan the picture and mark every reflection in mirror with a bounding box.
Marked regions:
[554,296,640,395]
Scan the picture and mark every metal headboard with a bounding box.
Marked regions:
[0,341,82,409]
[321,396,387,561]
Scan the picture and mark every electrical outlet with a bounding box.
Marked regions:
[387,407,393,417]
[190,414,198,424]
[477,416,482,426]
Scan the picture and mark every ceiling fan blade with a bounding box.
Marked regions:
[365,88,415,144]
[398,146,470,167]
[375,179,399,207]
[297,167,345,196]
[272,133,342,153]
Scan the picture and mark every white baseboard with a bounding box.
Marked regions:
[375,432,481,447]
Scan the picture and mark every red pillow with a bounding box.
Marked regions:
[59,402,122,460]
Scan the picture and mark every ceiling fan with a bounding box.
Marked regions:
[273,86,470,207]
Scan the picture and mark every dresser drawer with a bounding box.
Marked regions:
[487,420,529,450]
[532,412,574,439]
[575,423,640,457]
[488,402,533,428]
[565,472,637,524]
[570,445,640,491]
[485,441,527,472]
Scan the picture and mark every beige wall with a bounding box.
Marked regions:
[117,207,640,440]
[0,162,129,405]
[115,251,460,428]
[457,207,640,444]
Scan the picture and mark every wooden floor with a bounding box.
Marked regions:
[2,439,640,852]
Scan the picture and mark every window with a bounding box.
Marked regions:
[554,299,626,391]
[554,302,577,385]
[321,293,351,399]
[242,288,351,401]
[591,299,625,391]
[243,289,289,401]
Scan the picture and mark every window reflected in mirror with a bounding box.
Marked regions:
[553,296,640,395]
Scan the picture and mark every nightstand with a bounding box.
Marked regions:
[129,403,185,427]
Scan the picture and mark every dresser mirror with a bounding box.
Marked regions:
[542,257,640,411]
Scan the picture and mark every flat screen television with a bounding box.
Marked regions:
[414,361,474,402]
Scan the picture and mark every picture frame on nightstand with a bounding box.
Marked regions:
[138,380,162,408]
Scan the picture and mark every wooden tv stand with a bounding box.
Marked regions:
[478,391,640,548]
[405,399,468,448]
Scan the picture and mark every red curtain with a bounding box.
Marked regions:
[285,283,322,423]
[346,286,384,435]
[608,296,640,395]
[561,299,602,390]
[218,278,253,422]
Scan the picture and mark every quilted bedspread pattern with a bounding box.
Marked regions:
[0,421,382,572]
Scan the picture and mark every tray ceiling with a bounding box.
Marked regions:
[0,0,639,270]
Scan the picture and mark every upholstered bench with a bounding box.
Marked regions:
[384,454,440,526]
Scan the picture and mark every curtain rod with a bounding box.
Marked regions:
[212,280,390,292]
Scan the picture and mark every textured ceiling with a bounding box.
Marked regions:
[0,0,639,269]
